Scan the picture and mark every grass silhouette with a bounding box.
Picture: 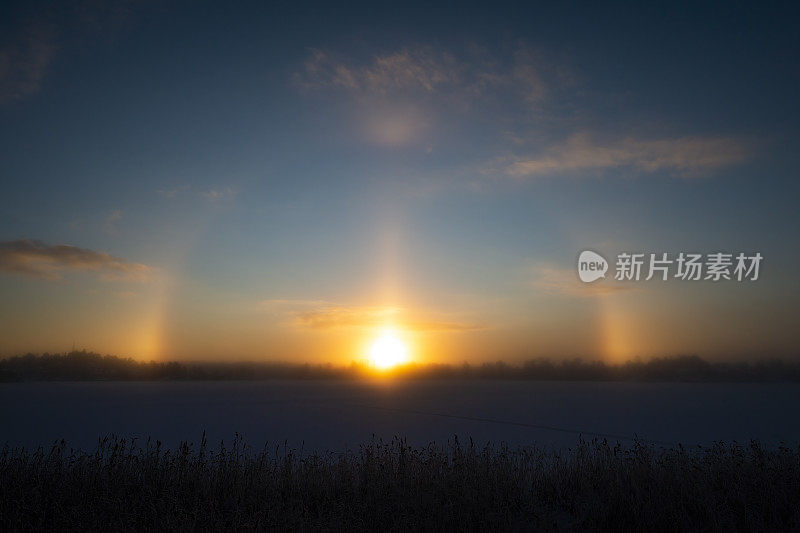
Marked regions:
[1,435,799,530]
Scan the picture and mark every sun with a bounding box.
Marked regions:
[368,331,408,370]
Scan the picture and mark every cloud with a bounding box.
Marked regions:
[113,290,138,300]
[294,43,560,106]
[0,2,148,105]
[259,299,479,332]
[296,44,751,183]
[158,185,236,201]
[202,187,237,201]
[405,318,482,332]
[292,305,398,329]
[510,46,548,104]
[502,133,751,179]
[258,298,331,311]
[0,26,58,104]
[103,209,123,234]
[0,239,151,282]
[532,266,632,297]
[295,43,566,150]
[157,185,190,198]
[295,47,460,94]
[88,288,139,299]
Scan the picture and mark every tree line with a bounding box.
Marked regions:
[2,351,800,382]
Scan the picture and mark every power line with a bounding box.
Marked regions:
[351,402,678,446]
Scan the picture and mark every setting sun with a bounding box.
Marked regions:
[368,332,408,370]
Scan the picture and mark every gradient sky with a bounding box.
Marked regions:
[1,1,798,363]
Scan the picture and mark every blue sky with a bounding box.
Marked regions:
[0,1,798,362]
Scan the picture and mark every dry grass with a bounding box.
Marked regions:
[1,436,799,531]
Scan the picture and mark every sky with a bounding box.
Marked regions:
[0,1,798,364]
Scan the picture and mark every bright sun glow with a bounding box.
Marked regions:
[369,332,408,370]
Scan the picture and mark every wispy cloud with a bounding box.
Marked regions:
[259,298,332,310]
[293,305,399,330]
[259,299,479,332]
[103,209,123,235]
[500,133,752,179]
[89,288,139,300]
[157,185,190,198]
[294,43,563,107]
[0,239,151,282]
[296,44,752,183]
[295,47,460,94]
[1,2,148,105]
[532,265,632,297]
[202,187,237,201]
[295,43,569,150]
[0,26,58,104]
[113,290,138,300]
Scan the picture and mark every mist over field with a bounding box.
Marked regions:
[4,352,800,452]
